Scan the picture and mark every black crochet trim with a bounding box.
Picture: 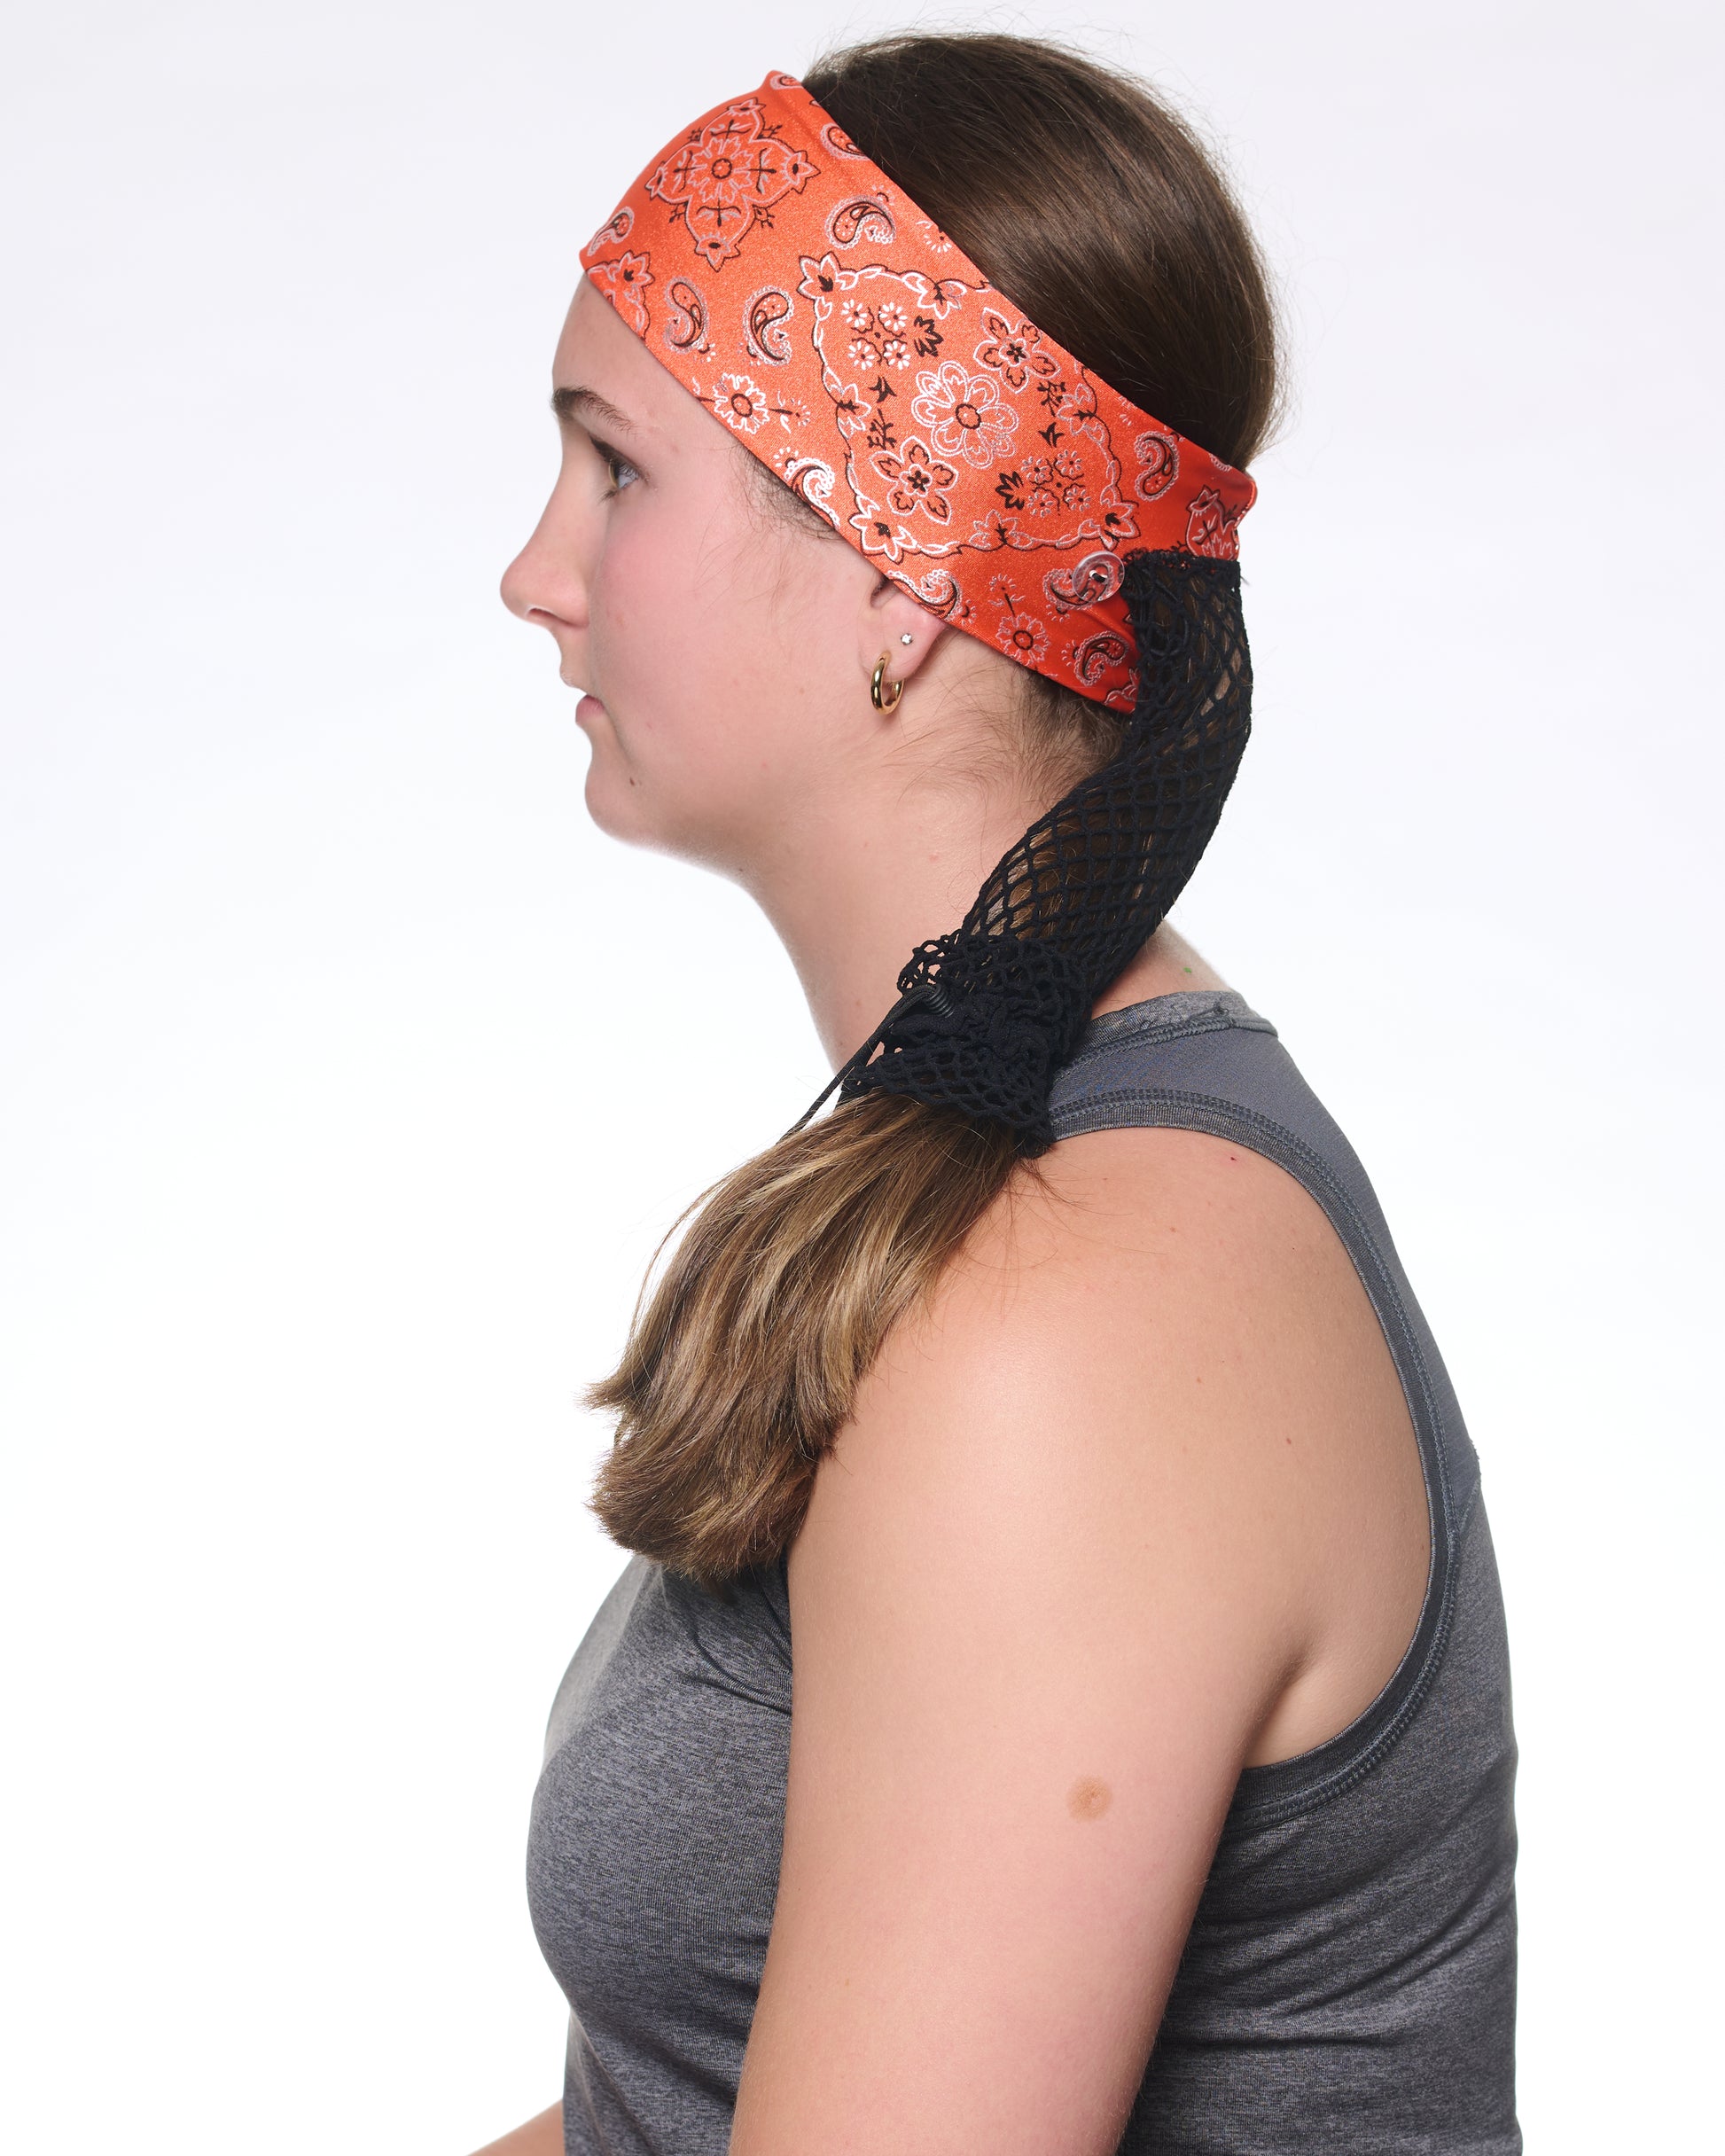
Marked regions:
[793,548,1251,1155]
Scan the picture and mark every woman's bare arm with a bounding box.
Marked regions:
[732,1126,1428,2155]
[468,2102,561,2156]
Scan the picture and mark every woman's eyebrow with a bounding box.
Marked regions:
[551,385,640,436]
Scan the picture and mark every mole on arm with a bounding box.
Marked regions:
[1067,1776,1112,1821]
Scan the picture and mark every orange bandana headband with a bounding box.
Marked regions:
[578,71,1257,709]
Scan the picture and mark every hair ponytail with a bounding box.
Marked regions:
[584,31,1279,1593]
[587,1094,1018,1591]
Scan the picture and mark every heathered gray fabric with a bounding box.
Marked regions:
[526,990,1519,2153]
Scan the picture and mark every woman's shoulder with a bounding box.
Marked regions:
[792,1113,1430,1767]
[806,1120,1363,1569]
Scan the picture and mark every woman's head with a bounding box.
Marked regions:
[503,34,1277,889]
[511,32,1281,1590]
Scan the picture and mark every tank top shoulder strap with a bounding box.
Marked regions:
[1046,988,1481,1824]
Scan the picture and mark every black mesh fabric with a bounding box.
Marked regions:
[815,548,1252,1156]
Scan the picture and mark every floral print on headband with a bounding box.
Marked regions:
[578,71,1257,707]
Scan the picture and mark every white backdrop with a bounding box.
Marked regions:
[3,2,1719,2147]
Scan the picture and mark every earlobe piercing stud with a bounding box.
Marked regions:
[900,633,914,645]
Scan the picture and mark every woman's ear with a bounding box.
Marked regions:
[857,580,948,705]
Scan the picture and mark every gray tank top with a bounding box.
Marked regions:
[527,990,1520,2153]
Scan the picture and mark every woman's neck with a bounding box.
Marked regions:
[737,744,1229,1071]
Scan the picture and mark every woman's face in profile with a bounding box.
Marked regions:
[501,277,872,878]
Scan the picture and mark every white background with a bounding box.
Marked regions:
[3,2,1720,2147]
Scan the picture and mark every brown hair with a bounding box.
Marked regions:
[585,31,1281,1594]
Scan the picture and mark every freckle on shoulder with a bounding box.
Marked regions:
[1067,1776,1112,1821]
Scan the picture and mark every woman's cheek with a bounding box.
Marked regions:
[583,524,731,828]
[596,513,710,706]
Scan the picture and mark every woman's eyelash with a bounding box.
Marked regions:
[592,439,640,496]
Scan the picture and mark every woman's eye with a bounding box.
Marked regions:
[597,444,640,498]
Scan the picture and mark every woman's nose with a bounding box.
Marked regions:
[499,536,545,623]
[499,511,585,629]
[502,547,535,625]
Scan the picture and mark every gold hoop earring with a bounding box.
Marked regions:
[870,652,905,714]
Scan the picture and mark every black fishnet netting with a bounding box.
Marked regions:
[826,549,1252,1156]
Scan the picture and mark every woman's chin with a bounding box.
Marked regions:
[572,705,640,838]
[580,753,691,856]
[582,759,652,845]
[574,715,746,862]
[581,761,749,878]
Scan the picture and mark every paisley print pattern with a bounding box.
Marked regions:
[1133,430,1180,502]
[827,195,896,248]
[579,72,1257,707]
[744,286,794,365]
[663,278,708,355]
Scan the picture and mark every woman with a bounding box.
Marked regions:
[485,31,1518,2156]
